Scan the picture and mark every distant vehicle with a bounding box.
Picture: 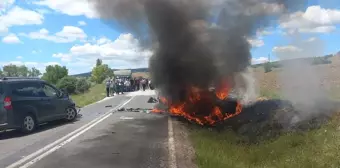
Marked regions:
[0,77,78,134]
[113,69,132,78]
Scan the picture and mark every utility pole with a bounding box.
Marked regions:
[268,53,271,63]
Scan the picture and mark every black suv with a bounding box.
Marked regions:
[0,77,78,134]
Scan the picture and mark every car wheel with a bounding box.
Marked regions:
[21,114,36,134]
[65,107,77,121]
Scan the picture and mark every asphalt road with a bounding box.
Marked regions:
[0,92,170,168]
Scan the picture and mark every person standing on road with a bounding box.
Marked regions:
[115,78,120,95]
[146,79,149,89]
[119,78,124,94]
[116,77,122,95]
[141,78,146,91]
[149,79,154,90]
[124,79,130,92]
[130,78,134,91]
[136,78,140,91]
[105,79,111,97]
[110,78,115,96]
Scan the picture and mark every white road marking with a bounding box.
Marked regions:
[119,116,134,120]
[6,96,135,168]
[168,117,177,168]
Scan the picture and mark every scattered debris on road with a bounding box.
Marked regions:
[147,97,158,103]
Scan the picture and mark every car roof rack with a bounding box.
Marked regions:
[0,77,42,81]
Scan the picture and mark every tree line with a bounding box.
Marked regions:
[0,58,113,95]
[0,64,42,77]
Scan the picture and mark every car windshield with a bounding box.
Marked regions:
[43,85,58,97]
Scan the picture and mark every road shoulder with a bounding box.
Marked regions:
[172,118,198,168]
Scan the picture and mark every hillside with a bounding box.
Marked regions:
[73,53,337,78]
[254,54,340,99]
[251,54,334,68]
[72,68,148,77]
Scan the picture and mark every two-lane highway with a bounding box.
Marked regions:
[0,91,170,168]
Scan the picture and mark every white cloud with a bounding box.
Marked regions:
[33,0,98,18]
[252,57,268,64]
[272,37,324,60]
[0,0,15,14]
[53,33,152,69]
[280,6,340,33]
[0,25,8,34]
[78,21,86,26]
[32,50,42,54]
[299,26,336,33]
[0,6,44,32]
[20,26,87,43]
[248,38,264,47]
[272,45,302,53]
[56,26,87,39]
[247,28,274,48]
[52,53,72,62]
[96,36,110,45]
[2,33,21,44]
[16,56,23,59]
[44,62,61,66]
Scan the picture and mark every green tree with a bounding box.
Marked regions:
[96,58,102,66]
[18,65,29,77]
[3,64,19,77]
[56,76,77,94]
[28,67,42,77]
[76,78,91,93]
[0,69,3,77]
[91,63,110,84]
[42,65,68,84]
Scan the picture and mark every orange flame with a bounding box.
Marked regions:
[151,108,164,113]
[216,80,230,100]
[153,80,243,125]
[159,96,168,104]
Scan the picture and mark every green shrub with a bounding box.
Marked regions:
[56,76,77,94]
[76,78,91,93]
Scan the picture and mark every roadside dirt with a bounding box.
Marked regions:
[172,118,198,168]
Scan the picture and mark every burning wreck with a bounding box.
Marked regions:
[153,83,243,126]
[90,0,339,137]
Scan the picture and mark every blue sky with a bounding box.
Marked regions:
[0,0,339,75]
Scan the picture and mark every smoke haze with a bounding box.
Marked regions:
[275,35,333,125]
[89,0,308,105]
[88,0,339,127]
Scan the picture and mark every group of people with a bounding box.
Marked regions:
[105,77,153,97]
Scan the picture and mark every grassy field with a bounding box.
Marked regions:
[189,55,340,168]
[71,83,106,107]
[189,116,340,168]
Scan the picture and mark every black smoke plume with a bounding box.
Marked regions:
[89,0,306,103]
